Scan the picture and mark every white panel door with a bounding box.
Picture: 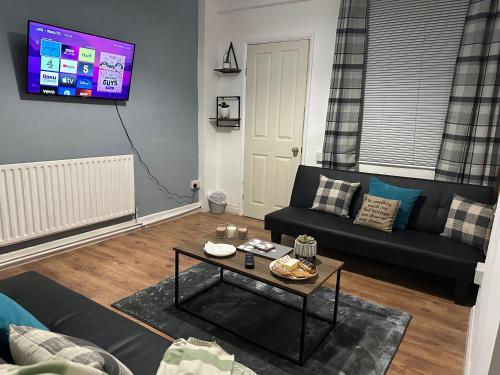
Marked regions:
[244,40,309,219]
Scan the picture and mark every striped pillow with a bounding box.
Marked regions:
[8,325,132,375]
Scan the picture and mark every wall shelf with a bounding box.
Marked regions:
[211,96,240,128]
[214,42,240,75]
[214,68,241,74]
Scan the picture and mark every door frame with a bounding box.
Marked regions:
[240,33,315,216]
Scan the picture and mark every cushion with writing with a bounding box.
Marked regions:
[353,194,401,233]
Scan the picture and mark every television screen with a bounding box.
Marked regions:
[27,21,135,100]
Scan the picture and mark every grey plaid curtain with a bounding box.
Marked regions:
[322,0,368,170]
[435,0,500,186]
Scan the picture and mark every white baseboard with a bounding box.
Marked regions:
[139,202,201,226]
[225,202,240,215]
[0,203,201,269]
[464,305,475,375]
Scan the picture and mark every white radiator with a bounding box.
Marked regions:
[0,155,135,247]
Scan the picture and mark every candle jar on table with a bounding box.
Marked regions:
[237,226,248,240]
[226,224,237,239]
[216,225,227,239]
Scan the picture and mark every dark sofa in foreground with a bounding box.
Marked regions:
[265,165,495,304]
[0,272,170,374]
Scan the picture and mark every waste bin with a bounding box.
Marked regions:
[208,191,227,214]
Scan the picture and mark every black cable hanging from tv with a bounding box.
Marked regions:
[114,101,196,205]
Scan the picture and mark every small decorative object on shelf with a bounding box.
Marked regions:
[209,96,241,128]
[223,49,231,69]
[218,101,230,119]
[237,226,248,240]
[226,224,238,239]
[294,234,317,259]
[216,224,227,239]
[214,42,241,74]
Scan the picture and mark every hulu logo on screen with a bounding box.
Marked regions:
[79,47,95,63]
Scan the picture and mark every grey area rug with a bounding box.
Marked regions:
[112,263,411,375]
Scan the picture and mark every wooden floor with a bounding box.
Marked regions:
[0,212,469,374]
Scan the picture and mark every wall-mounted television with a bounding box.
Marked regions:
[27,21,135,100]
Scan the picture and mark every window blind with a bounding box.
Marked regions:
[358,0,469,168]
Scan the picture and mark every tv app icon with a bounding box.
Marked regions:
[40,71,59,86]
[76,89,92,97]
[59,73,77,87]
[77,62,94,76]
[40,56,60,72]
[79,47,95,63]
[40,39,61,58]
[60,59,78,74]
[76,77,92,89]
[58,87,76,96]
[61,45,78,59]
[40,85,57,95]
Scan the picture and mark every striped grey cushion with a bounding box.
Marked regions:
[441,194,495,254]
[9,325,132,375]
[311,175,360,218]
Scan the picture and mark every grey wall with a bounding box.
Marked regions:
[0,0,199,216]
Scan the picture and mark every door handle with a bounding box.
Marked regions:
[292,147,299,157]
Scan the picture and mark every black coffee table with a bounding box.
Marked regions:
[173,236,343,365]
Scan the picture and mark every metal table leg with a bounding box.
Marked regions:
[174,251,179,307]
[334,269,341,326]
[299,296,308,365]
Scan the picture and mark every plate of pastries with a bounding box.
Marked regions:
[270,255,318,280]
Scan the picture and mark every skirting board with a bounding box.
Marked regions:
[0,202,201,269]
[140,202,201,226]
[464,305,475,375]
[225,202,240,215]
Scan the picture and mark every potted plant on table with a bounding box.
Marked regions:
[294,234,317,259]
[218,101,230,119]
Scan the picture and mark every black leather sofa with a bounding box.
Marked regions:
[0,272,170,374]
[265,165,495,304]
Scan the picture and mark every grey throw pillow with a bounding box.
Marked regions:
[311,175,360,218]
[9,325,132,375]
[441,194,495,253]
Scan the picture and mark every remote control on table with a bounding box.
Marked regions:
[245,252,254,269]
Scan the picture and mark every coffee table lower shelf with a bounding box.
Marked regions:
[174,250,341,365]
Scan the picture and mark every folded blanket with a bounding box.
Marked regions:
[157,338,256,375]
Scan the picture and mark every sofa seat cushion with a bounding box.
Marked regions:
[265,206,485,280]
[0,272,169,374]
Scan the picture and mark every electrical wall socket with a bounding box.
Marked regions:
[190,180,200,190]
[315,151,323,163]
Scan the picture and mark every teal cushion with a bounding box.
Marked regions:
[0,293,48,361]
[369,177,422,230]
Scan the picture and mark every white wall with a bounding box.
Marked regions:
[198,0,436,214]
[466,198,500,375]
[198,0,340,212]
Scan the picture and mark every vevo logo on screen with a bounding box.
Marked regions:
[40,71,59,86]
[40,85,56,95]
[60,59,78,74]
